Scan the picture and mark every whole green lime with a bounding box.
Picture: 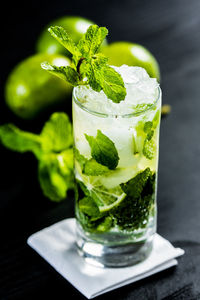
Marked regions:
[5,54,72,119]
[36,16,106,56]
[101,42,160,81]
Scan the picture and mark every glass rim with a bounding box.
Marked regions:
[73,85,161,118]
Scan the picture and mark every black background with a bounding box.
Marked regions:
[0,0,200,299]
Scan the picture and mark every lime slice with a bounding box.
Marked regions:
[91,186,126,213]
[81,175,126,213]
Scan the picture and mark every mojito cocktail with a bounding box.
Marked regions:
[73,66,161,267]
[41,24,161,267]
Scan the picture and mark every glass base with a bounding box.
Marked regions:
[76,224,154,268]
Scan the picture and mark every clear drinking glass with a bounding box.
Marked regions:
[73,82,161,267]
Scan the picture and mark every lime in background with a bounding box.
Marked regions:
[5,54,72,119]
[36,16,97,56]
[101,42,160,81]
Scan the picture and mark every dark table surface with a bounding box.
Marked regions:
[1,0,200,299]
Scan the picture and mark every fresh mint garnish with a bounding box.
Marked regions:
[48,26,82,61]
[77,25,108,57]
[85,130,119,170]
[0,113,74,202]
[98,65,126,103]
[41,25,126,103]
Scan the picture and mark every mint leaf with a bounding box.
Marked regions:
[74,147,109,175]
[88,54,108,92]
[0,124,41,158]
[100,66,126,103]
[92,53,108,66]
[96,216,113,232]
[142,110,160,160]
[144,121,153,133]
[38,149,74,202]
[142,121,155,160]
[120,168,152,198]
[79,196,100,218]
[48,26,81,60]
[38,159,67,202]
[143,139,155,160]
[85,130,119,170]
[57,148,74,177]
[86,62,126,102]
[77,59,102,90]
[83,158,110,176]
[81,61,102,92]
[41,112,73,152]
[41,62,68,81]
[74,147,88,170]
[77,25,108,57]
[114,168,155,230]
[41,63,79,86]
[64,66,80,86]
[134,119,156,160]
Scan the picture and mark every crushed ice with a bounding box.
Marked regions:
[75,65,159,115]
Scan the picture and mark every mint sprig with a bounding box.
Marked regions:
[41,25,126,103]
[0,113,74,202]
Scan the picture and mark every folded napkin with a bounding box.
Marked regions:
[27,218,184,299]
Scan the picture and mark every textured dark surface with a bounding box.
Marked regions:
[1,0,200,299]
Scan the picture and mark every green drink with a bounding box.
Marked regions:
[73,66,161,267]
[41,24,161,267]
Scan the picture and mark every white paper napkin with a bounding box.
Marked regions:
[27,218,184,299]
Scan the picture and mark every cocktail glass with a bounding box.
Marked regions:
[72,66,161,267]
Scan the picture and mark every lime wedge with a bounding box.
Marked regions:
[81,175,126,213]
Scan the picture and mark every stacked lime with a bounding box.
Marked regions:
[101,42,160,81]
[5,54,72,119]
[36,16,106,56]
